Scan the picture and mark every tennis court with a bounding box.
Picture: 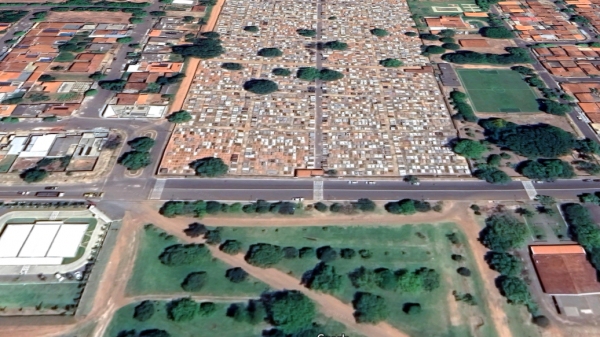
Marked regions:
[456,69,541,113]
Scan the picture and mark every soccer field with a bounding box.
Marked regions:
[456,69,541,113]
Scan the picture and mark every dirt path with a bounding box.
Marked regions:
[453,209,513,337]
[201,0,226,32]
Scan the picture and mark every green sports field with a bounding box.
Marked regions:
[456,69,540,113]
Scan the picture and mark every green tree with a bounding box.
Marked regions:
[442,43,461,50]
[55,52,75,62]
[21,168,48,183]
[181,271,208,291]
[348,266,379,289]
[118,151,151,170]
[379,58,403,67]
[485,252,521,276]
[189,157,228,177]
[99,79,126,91]
[498,276,537,312]
[220,240,243,255]
[133,301,155,322]
[481,26,514,38]
[297,67,319,81]
[297,29,316,37]
[89,72,106,81]
[323,40,348,50]
[479,213,528,251]
[266,292,315,333]
[128,137,155,152]
[257,47,283,57]
[272,68,291,76]
[243,79,278,94]
[139,329,170,337]
[159,244,209,266]
[424,45,446,54]
[226,267,249,283]
[474,166,512,184]
[39,74,55,82]
[453,139,487,159]
[303,262,342,293]
[245,243,283,267]
[439,29,456,37]
[167,298,198,322]
[487,154,502,166]
[314,202,328,212]
[244,26,259,32]
[167,110,192,123]
[84,89,97,97]
[221,62,243,70]
[352,292,388,324]
[370,28,389,37]
[539,100,571,115]
[519,159,575,181]
[318,68,344,81]
[511,66,535,75]
[563,203,600,249]
[316,246,338,262]
[117,36,133,43]
[172,38,225,59]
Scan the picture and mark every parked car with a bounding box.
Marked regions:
[44,186,58,190]
[83,192,104,198]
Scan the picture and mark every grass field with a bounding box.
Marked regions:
[0,282,82,310]
[105,301,354,337]
[456,69,540,113]
[216,223,499,337]
[126,226,270,296]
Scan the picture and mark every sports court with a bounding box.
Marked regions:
[407,0,481,16]
[456,69,541,113]
[0,221,88,265]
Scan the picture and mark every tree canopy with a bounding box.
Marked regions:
[303,262,343,293]
[167,110,192,123]
[498,276,537,312]
[518,159,575,181]
[442,47,532,65]
[479,213,528,251]
[133,301,155,322]
[480,26,514,38]
[257,47,283,57]
[297,29,316,37]
[21,168,48,183]
[118,151,151,170]
[244,26,259,32]
[128,137,155,152]
[474,166,512,184]
[243,79,278,94]
[272,68,292,76]
[245,243,283,267]
[181,272,208,291]
[159,244,209,266]
[263,290,316,334]
[453,139,487,159]
[379,58,403,67]
[167,298,198,322]
[323,40,348,50]
[370,28,389,37]
[449,90,477,122]
[352,292,388,324]
[171,38,225,59]
[189,157,229,177]
[296,67,344,81]
[485,252,521,276]
[221,62,243,70]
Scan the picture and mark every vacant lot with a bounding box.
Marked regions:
[0,282,82,311]
[457,69,540,113]
[126,226,270,296]
[215,223,499,337]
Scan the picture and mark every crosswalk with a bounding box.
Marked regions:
[521,180,537,200]
[149,179,166,200]
[313,180,323,201]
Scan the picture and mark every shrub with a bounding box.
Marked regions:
[405,31,418,37]
[159,244,209,266]
[139,329,170,337]
[117,36,133,43]
[243,79,278,94]
[181,271,208,291]
[352,292,387,323]
[272,68,291,76]
[316,246,338,262]
[297,29,316,37]
[442,43,461,50]
[189,157,228,177]
[282,246,299,259]
[118,151,151,170]
[220,240,243,255]
[221,62,243,70]
[245,243,283,267]
[299,247,315,259]
[198,302,216,317]
[257,48,283,57]
[379,58,403,67]
[204,229,222,245]
[133,301,154,322]
[474,167,512,184]
[89,72,106,81]
[21,168,48,183]
[244,26,259,32]
[171,38,225,59]
[167,298,198,322]
[318,68,344,81]
[457,267,471,277]
[358,249,372,259]
[439,37,455,43]
[183,223,207,237]
[167,110,192,123]
[348,266,379,289]
[532,315,550,328]
[354,198,376,212]
[128,137,155,152]
[451,254,464,262]
[84,89,97,97]
[424,45,446,54]
[329,203,342,212]
[39,74,55,82]
[340,248,356,259]
[403,302,422,315]
[314,202,328,212]
[297,67,319,81]
[420,33,439,40]
[226,267,249,283]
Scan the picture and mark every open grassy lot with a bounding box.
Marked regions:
[457,69,540,113]
[0,282,82,310]
[217,223,498,337]
[126,226,269,296]
[105,301,353,337]
[406,0,480,17]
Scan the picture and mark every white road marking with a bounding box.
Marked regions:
[150,179,166,200]
[522,181,537,200]
[313,179,324,201]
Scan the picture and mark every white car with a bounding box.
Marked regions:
[348,181,358,184]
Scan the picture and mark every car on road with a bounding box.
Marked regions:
[291,197,304,202]
[348,181,358,184]
[534,180,544,184]
[17,191,29,195]
[366,181,376,185]
[44,186,58,190]
[583,179,592,182]
[83,192,104,198]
